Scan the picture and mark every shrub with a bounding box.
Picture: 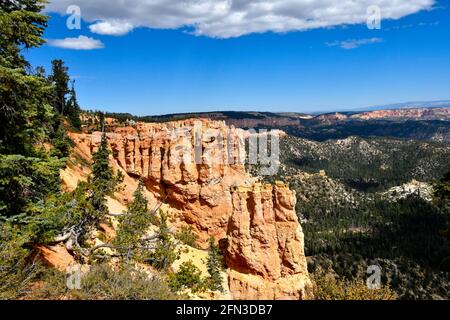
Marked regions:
[168,261,203,293]
[312,268,396,300]
[32,263,180,300]
[0,223,39,300]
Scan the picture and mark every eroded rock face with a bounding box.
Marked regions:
[88,119,311,299]
[223,182,312,300]
[351,107,450,121]
[90,120,251,246]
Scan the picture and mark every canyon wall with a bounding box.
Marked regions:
[90,119,251,246]
[88,119,311,299]
[224,182,311,299]
[351,107,450,121]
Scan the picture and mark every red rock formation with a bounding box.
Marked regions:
[351,107,450,121]
[316,112,348,123]
[223,182,312,299]
[33,244,76,272]
[90,119,251,246]
[87,118,311,299]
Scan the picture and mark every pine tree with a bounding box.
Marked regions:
[206,236,224,292]
[67,80,82,130]
[0,0,64,218]
[434,171,450,206]
[150,211,179,270]
[98,111,105,131]
[0,2,52,155]
[92,133,113,188]
[0,1,48,69]
[51,119,72,158]
[89,118,123,225]
[114,180,152,260]
[34,66,47,79]
[0,1,72,296]
[90,131,113,218]
[49,59,70,115]
[128,180,148,217]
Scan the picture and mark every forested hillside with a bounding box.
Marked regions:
[278,135,450,192]
[261,136,450,299]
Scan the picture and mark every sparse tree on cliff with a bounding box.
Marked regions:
[114,180,154,260]
[205,236,224,292]
[45,128,123,257]
[150,211,179,270]
[92,130,113,190]
[90,125,123,223]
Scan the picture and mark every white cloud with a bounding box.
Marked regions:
[46,0,435,39]
[47,35,105,50]
[89,20,134,36]
[326,37,384,49]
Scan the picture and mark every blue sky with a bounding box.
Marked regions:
[26,0,450,116]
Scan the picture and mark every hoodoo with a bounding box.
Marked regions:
[84,119,312,299]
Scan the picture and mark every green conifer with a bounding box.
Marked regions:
[114,180,152,260]
[206,237,224,292]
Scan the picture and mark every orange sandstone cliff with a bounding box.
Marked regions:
[68,119,312,300]
[224,182,311,299]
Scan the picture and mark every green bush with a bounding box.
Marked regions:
[0,223,39,300]
[168,261,203,293]
[32,263,181,300]
[312,268,396,300]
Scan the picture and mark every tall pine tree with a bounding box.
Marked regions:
[92,131,113,193]
[206,237,224,292]
[49,59,69,115]
[0,0,64,218]
[67,80,82,130]
[0,0,52,155]
[0,0,64,297]
[114,180,152,260]
[89,114,122,222]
